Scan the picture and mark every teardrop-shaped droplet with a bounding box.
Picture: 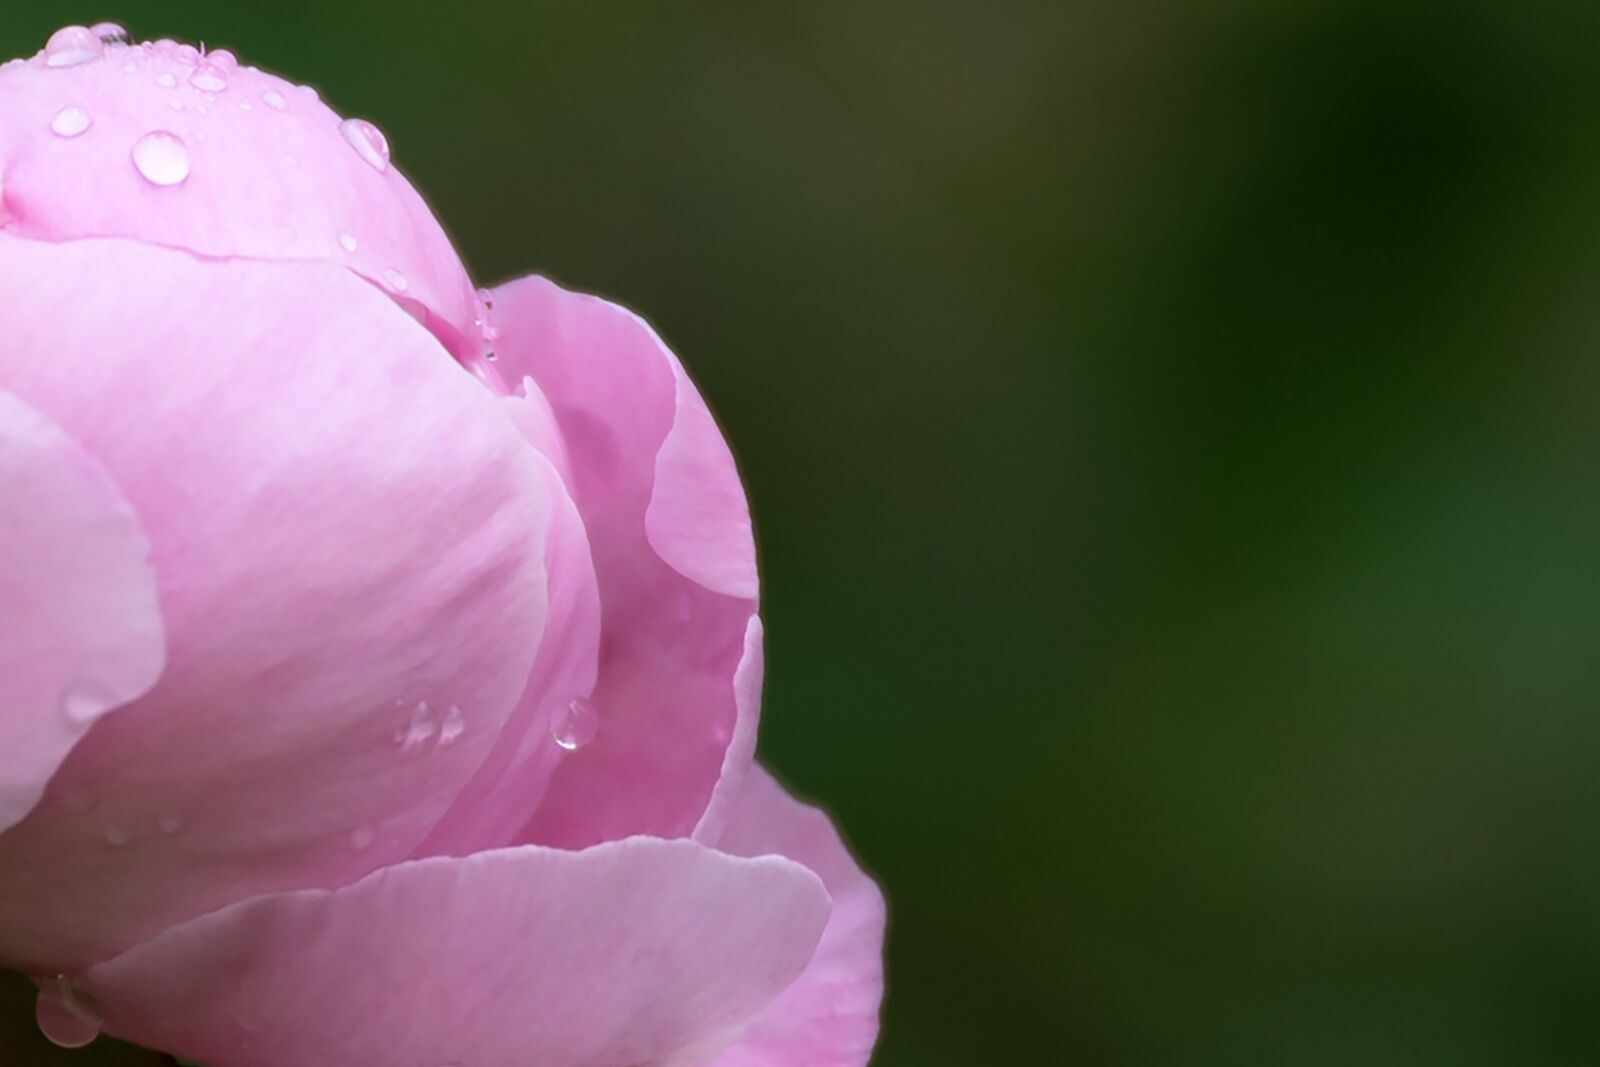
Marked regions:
[49,106,92,138]
[43,27,103,69]
[340,118,390,173]
[131,130,190,187]
[60,679,117,725]
[189,63,228,92]
[552,696,599,752]
[35,977,103,1049]
[439,705,467,747]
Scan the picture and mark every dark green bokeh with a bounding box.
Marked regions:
[6,2,1600,1064]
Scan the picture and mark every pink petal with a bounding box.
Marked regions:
[0,36,477,353]
[488,276,761,849]
[82,838,831,1067]
[708,768,886,1067]
[0,389,163,834]
[0,234,553,969]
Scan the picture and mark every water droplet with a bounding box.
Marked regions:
[121,61,137,73]
[382,267,408,293]
[349,823,376,850]
[35,976,103,1049]
[299,83,319,99]
[439,705,467,746]
[261,89,287,111]
[338,231,359,253]
[44,27,103,68]
[155,72,177,88]
[207,49,238,69]
[157,812,185,835]
[60,679,117,725]
[238,100,252,111]
[103,825,131,847]
[552,697,599,751]
[167,98,184,111]
[190,63,228,92]
[174,44,200,64]
[131,131,191,187]
[90,22,128,45]
[475,287,495,308]
[398,701,436,751]
[340,118,390,173]
[49,106,92,138]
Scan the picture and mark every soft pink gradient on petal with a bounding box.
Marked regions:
[0,389,164,834]
[82,838,830,1067]
[0,235,551,970]
[694,616,766,844]
[0,37,478,353]
[708,768,886,1067]
[489,276,760,848]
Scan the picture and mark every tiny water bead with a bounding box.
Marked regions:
[155,72,177,89]
[35,976,104,1049]
[439,705,467,746]
[340,118,391,174]
[398,700,437,750]
[261,89,287,111]
[382,268,409,293]
[60,679,117,725]
[132,130,191,187]
[190,63,229,92]
[43,26,102,69]
[49,106,92,138]
[349,823,377,850]
[552,697,599,751]
[157,812,186,835]
[338,231,359,253]
[90,22,129,45]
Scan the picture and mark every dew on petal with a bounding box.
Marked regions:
[60,679,117,725]
[340,118,390,173]
[35,977,103,1050]
[398,701,436,750]
[157,812,185,836]
[131,131,191,187]
[103,825,131,847]
[439,705,467,747]
[552,696,600,751]
[44,27,103,69]
[349,823,377,850]
[49,106,92,138]
[155,71,177,88]
[382,268,409,293]
[190,63,228,92]
[168,99,184,111]
[261,89,287,111]
[338,231,359,253]
[89,22,128,45]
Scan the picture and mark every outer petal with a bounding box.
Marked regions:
[488,276,760,849]
[82,839,830,1067]
[0,35,477,352]
[708,768,886,1067]
[0,389,163,834]
[0,234,550,969]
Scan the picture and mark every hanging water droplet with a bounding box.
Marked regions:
[155,72,177,88]
[49,106,92,138]
[338,231,359,253]
[157,812,185,836]
[340,118,390,173]
[190,63,228,92]
[349,823,377,850]
[131,131,191,187]
[552,696,599,751]
[35,976,104,1049]
[382,267,408,293]
[103,825,131,847]
[60,679,117,725]
[43,27,103,69]
[439,705,467,747]
[398,701,437,751]
[261,89,288,111]
[89,23,129,46]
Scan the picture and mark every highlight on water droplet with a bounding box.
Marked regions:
[552,696,600,751]
[397,701,437,751]
[89,22,128,45]
[338,231,359,253]
[261,89,288,111]
[60,679,117,725]
[340,118,390,173]
[439,705,467,747]
[131,130,191,187]
[35,976,104,1049]
[49,106,92,138]
[43,26,103,69]
[190,63,228,92]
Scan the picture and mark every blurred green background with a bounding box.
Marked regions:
[7,1,1600,1064]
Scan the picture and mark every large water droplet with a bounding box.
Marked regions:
[261,89,288,111]
[89,23,128,45]
[382,268,408,293]
[340,118,390,173]
[189,63,228,92]
[552,697,599,751]
[338,231,359,253]
[35,977,104,1049]
[60,679,117,725]
[131,131,191,187]
[439,705,467,747]
[398,701,437,751]
[43,27,103,68]
[49,106,92,138]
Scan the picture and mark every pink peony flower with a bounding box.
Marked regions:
[0,26,883,1067]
